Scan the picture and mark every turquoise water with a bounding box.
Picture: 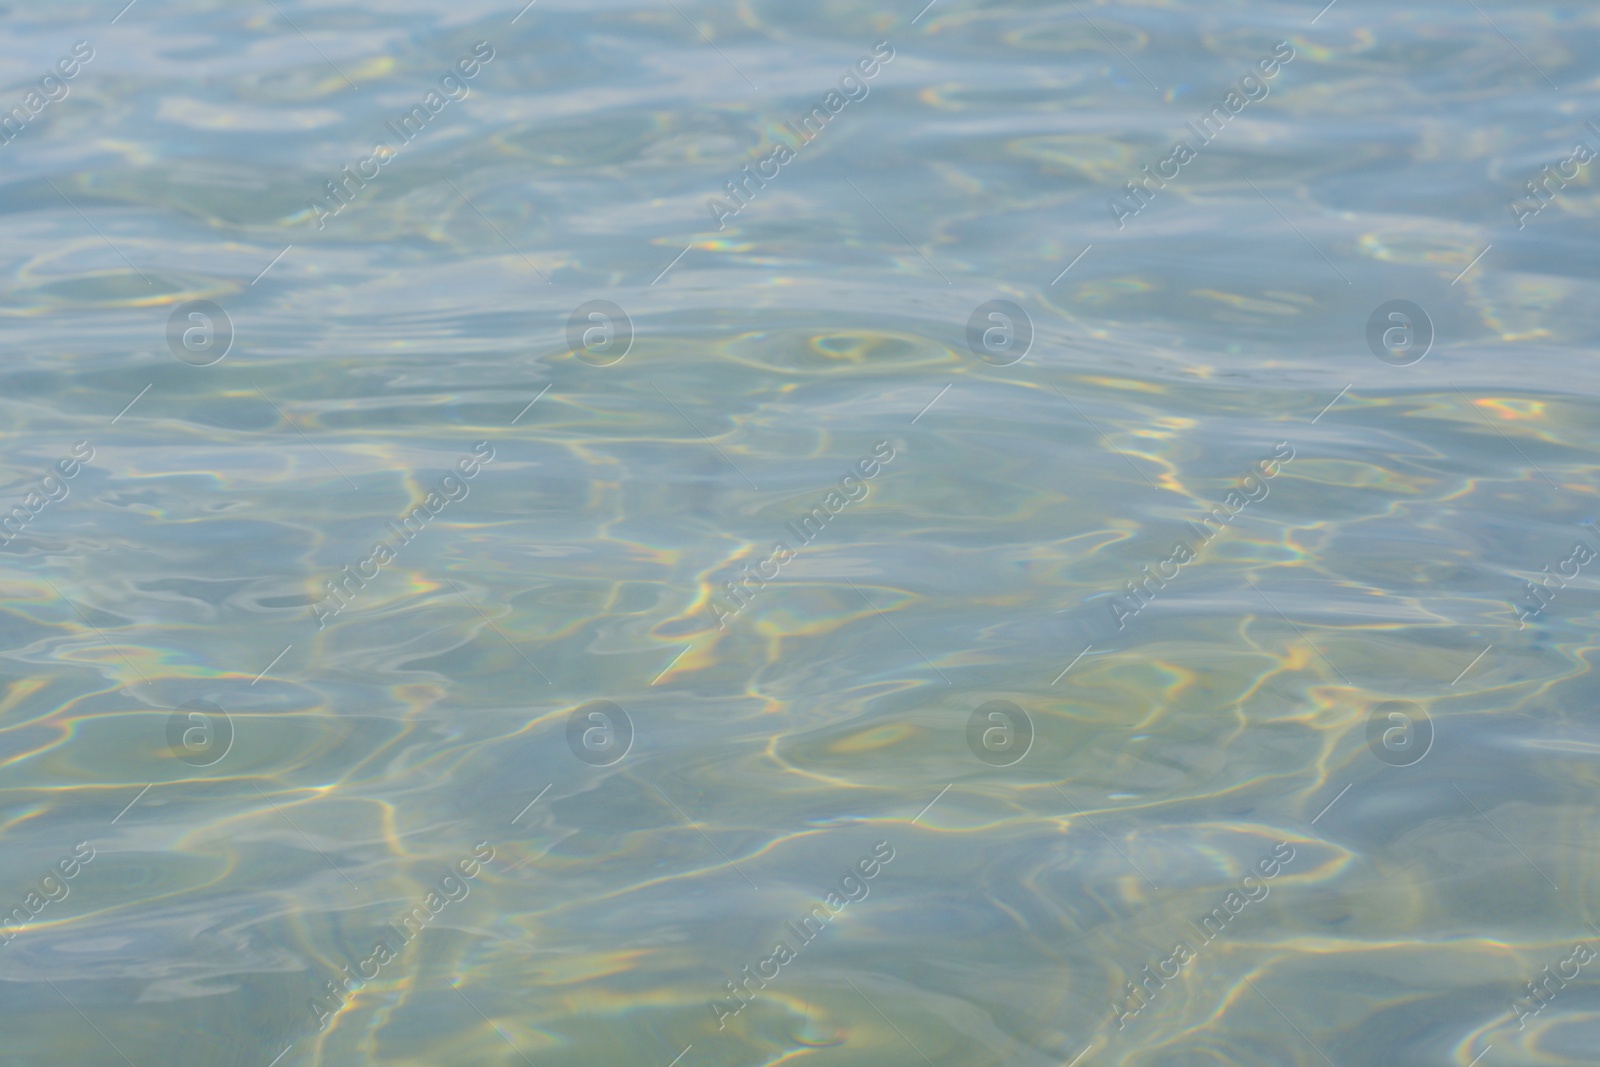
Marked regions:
[3,1,1600,1064]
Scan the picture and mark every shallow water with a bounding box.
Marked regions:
[3,1,1599,1065]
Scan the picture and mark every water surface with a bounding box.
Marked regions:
[3,1,1599,1065]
